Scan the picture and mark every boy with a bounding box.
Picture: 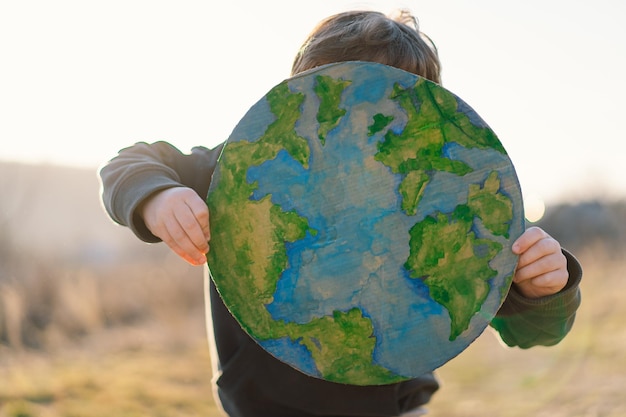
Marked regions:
[100,10,582,417]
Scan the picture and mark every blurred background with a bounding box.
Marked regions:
[1,0,625,416]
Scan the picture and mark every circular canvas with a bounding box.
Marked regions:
[206,61,525,386]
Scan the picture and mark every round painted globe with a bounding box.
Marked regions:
[206,61,524,386]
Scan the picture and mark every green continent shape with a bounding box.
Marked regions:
[405,206,502,341]
[374,79,505,215]
[209,79,404,385]
[315,75,351,144]
[275,308,402,385]
[468,171,513,238]
[404,171,514,340]
[368,113,394,136]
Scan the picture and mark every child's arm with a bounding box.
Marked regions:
[491,227,582,348]
[100,141,223,265]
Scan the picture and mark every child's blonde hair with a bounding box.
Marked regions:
[291,10,441,83]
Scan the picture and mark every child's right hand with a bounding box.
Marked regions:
[140,187,211,266]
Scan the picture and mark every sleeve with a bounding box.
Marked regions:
[490,249,583,348]
[99,141,224,242]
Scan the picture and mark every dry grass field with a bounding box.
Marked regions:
[1,162,624,416]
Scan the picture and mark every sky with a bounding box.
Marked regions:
[1,0,625,207]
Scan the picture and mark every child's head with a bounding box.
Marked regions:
[291,10,441,83]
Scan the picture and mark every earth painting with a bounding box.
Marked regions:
[206,61,524,385]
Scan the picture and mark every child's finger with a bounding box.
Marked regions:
[516,234,562,270]
[514,268,569,298]
[514,249,565,283]
[162,215,207,265]
[528,268,569,289]
[512,226,548,255]
[157,226,204,266]
[185,196,211,242]
[173,204,209,253]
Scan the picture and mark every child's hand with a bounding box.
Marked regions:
[512,227,569,299]
[140,187,211,266]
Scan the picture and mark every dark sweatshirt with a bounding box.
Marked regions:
[100,141,582,417]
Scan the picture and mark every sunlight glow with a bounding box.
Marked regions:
[524,193,546,223]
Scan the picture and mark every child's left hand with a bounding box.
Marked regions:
[512,227,569,299]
